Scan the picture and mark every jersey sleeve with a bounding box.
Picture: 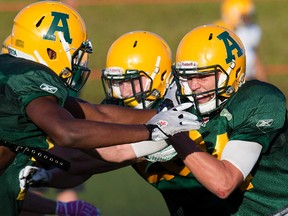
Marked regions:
[7,68,68,115]
[227,81,286,152]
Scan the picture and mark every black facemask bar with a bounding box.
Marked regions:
[62,40,93,92]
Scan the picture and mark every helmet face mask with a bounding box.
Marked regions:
[174,64,229,96]
[102,31,172,109]
[174,25,246,116]
[61,39,93,91]
[102,68,158,109]
[173,64,230,115]
[6,1,92,91]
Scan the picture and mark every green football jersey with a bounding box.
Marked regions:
[0,54,68,148]
[0,54,68,215]
[134,80,288,215]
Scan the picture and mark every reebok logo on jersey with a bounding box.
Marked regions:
[256,119,273,127]
[40,83,58,94]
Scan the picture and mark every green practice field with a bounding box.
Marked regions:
[1,0,288,215]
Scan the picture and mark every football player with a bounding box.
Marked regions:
[1,35,101,216]
[101,30,179,161]
[18,30,183,215]
[215,0,267,81]
[0,1,200,215]
[137,24,288,215]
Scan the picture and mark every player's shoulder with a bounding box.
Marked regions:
[222,80,286,139]
[239,80,285,99]
[0,54,55,77]
[227,80,286,112]
[3,54,63,85]
[2,54,67,96]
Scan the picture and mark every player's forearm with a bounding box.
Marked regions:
[68,98,156,124]
[60,122,150,149]
[94,140,168,163]
[169,133,242,199]
[95,144,137,163]
[181,151,241,199]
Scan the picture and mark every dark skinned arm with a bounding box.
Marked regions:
[26,96,152,149]
[64,96,156,123]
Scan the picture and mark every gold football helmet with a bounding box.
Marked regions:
[7,1,92,91]
[221,0,255,30]
[102,31,172,109]
[173,24,246,115]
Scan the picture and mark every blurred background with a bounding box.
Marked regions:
[1,0,287,215]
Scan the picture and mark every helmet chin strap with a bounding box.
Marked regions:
[124,97,153,109]
[33,50,48,66]
[111,85,122,99]
[57,32,72,64]
[8,47,36,62]
[8,46,50,69]
[218,60,236,87]
[143,56,161,91]
[124,98,140,108]
[181,80,194,102]
[133,103,144,109]
[181,79,223,115]
[198,96,217,114]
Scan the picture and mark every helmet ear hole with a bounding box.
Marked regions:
[235,67,241,78]
[47,48,56,60]
[161,70,167,81]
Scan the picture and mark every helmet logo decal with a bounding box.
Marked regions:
[43,12,72,44]
[176,61,197,69]
[217,31,243,64]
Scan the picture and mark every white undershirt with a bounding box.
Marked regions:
[221,140,262,179]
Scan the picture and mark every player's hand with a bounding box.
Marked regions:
[145,102,201,141]
[56,200,101,216]
[19,165,51,189]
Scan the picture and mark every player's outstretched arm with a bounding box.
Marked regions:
[26,96,200,149]
[26,96,150,148]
